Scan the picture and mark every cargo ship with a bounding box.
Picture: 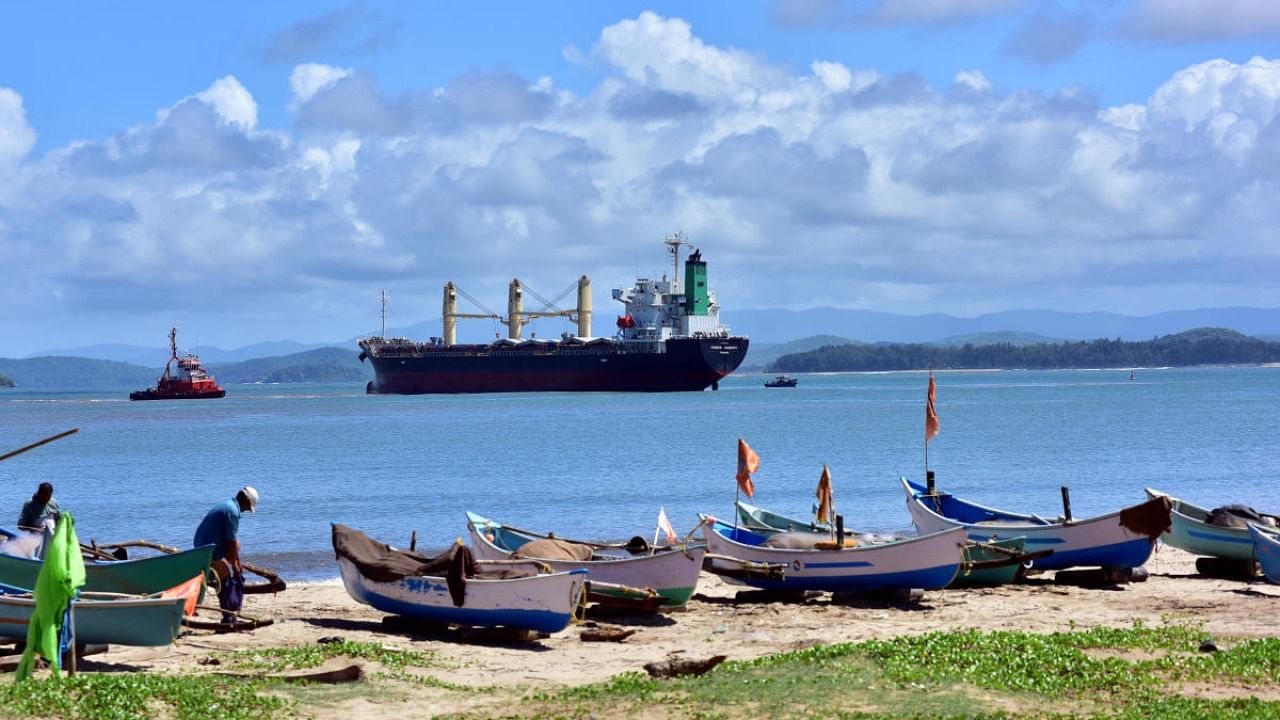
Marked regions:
[358,235,748,393]
[129,328,226,401]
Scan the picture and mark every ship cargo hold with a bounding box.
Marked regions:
[358,236,748,394]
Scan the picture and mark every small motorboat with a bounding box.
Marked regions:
[130,328,225,401]
[764,375,797,388]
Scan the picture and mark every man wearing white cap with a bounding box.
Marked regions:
[194,486,259,622]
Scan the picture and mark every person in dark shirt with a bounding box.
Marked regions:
[193,486,259,622]
[18,482,61,532]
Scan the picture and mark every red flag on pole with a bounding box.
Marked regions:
[815,464,834,525]
[736,438,760,499]
[925,372,940,441]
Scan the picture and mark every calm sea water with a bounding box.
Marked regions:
[2,366,1277,580]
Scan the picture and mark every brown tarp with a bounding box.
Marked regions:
[1118,495,1172,541]
[511,538,594,561]
[331,524,534,607]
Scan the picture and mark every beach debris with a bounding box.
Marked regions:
[580,626,637,643]
[1199,639,1221,653]
[644,654,727,678]
[317,636,345,645]
[1195,557,1259,580]
[217,662,365,684]
[1054,566,1148,587]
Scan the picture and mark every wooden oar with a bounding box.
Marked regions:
[0,428,79,462]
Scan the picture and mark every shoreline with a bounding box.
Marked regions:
[82,545,1280,717]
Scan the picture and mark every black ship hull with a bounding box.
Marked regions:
[362,337,749,394]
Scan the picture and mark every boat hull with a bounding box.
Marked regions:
[1248,524,1280,584]
[336,556,584,633]
[466,514,704,607]
[0,595,187,646]
[1145,489,1257,562]
[362,336,748,394]
[129,388,226,401]
[903,479,1164,571]
[702,520,964,592]
[0,544,213,599]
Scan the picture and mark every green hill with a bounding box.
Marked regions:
[0,347,370,390]
[208,347,370,384]
[769,327,1280,372]
[743,335,859,371]
[933,331,1063,347]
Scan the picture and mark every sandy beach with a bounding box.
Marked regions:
[64,545,1280,717]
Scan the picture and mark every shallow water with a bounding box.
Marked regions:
[2,365,1276,580]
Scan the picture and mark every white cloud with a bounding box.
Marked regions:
[195,76,259,129]
[1132,0,1280,41]
[1,13,1278,354]
[0,88,37,173]
[290,63,354,109]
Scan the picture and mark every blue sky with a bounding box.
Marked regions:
[2,1,1279,355]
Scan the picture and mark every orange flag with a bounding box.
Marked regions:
[925,372,940,441]
[815,464,834,525]
[736,438,760,499]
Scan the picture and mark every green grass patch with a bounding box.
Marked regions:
[499,624,1280,720]
[0,673,287,720]
[216,640,444,673]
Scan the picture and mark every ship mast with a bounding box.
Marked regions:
[665,232,688,292]
[378,290,389,338]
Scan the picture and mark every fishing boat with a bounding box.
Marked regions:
[902,478,1170,571]
[1144,488,1275,562]
[764,375,797,388]
[466,512,705,609]
[129,328,226,401]
[0,578,200,647]
[333,524,585,633]
[0,541,213,598]
[700,517,965,592]
[734,501,1037,586]
[1247,524,1280,584]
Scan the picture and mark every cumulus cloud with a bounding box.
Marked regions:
[1129,0,1280,41]
[0,88,37,173]
[1,12,1278,352]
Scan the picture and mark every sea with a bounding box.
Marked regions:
[2,365,1277,581]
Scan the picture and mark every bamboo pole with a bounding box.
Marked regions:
[0,429,79,463]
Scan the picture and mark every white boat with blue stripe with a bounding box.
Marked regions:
[902,478,1170,571]
[700,517,965,592]
[1248,524,1280,584]
[1145,488,1271,562]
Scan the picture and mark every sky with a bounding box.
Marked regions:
[2,0,1279,355]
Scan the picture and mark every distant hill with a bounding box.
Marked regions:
[932,331,1063,347]
[742,335,859,371]
[769,327,1280,372]
[208,348,370,384]
[728,306,1280,344]
[27,340,335,366]
[0,347,370,391]
[0,356,158,390]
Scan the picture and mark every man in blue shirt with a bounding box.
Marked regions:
[194,486,259,622]
[18,482,61,532]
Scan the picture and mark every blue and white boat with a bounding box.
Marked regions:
[700,517,965,592]
[902,478,1169,571]
[1145,488,1269,562]
[333,523,585,634]
[1248,524,1280,585]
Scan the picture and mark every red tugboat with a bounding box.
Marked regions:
[129,328,226,401]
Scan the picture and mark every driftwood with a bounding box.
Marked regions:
[1195,557,1259,580]
[217,663,364,684]
[183,605,275,633]
[644,654,727,678]
[580,626,637,642]
[1055,566,1149,587]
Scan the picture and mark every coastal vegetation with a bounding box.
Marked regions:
[4,625,1278,718]
[0,347,370,390]
[768,327,1280,373]
[0,372,12,387]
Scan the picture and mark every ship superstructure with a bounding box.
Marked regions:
[357,235,748,394]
